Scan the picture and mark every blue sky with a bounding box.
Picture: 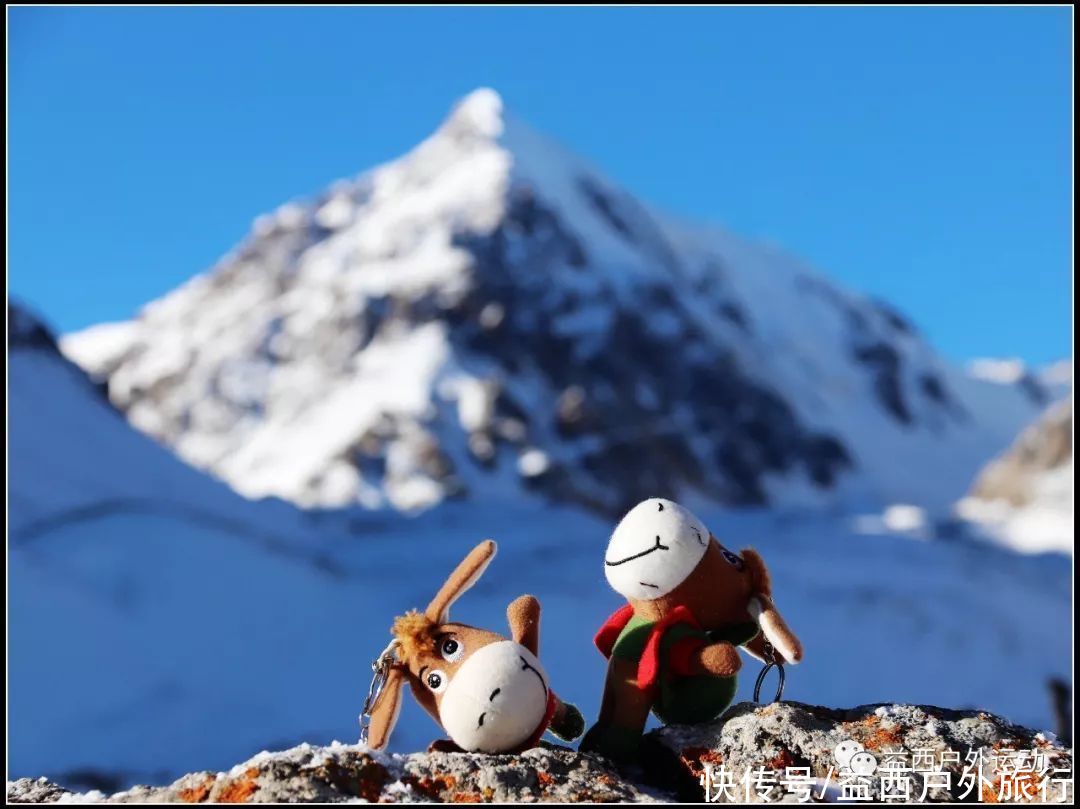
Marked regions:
[8,6,1072,365]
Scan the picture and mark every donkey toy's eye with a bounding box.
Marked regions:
[440,637,464,662]
[426,670,448,692]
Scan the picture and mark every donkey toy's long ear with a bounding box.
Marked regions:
[741,547,803,665]
[365,666,407,751]
[424,539,497,623]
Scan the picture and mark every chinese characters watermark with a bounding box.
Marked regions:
[698,739,1072,803]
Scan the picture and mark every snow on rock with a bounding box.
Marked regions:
[62,89,1048,518]
[6,778,76,804]
[10,703,1072,804]
[970,397,1073,506]
[866,503,933,539]
[649,702,1074,803]
[57,320,140,379]
[957,397,1073,554]
[8,741,663,804]
[968,357,1034,386]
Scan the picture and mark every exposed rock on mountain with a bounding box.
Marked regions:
[10,302,70,354]
[956,398,1072,554]
[969,398,1072,507]
[62,88,1043,517]
[9,702,1071,804]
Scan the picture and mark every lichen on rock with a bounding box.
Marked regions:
[7,704,1073,804]
[7,741,663,804]
[646,701,1074,803]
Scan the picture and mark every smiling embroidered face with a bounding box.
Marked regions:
[603,498,711,601]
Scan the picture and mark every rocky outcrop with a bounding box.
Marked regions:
[647,701,1073,803]
[956,398,1073,554]
[10,703,1072,804]
[970,398,1072,507]
[8,744,664,804]
[7,779,72,804]
[8,301,113,407]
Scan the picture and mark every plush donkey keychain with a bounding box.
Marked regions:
[580,498,804,761]
[360,539,584,753]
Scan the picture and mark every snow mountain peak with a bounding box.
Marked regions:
[441,87,507,140]
[62,92,1051,516]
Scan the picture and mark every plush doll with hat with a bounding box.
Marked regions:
[580,498,803,761]
[362,539,584,753]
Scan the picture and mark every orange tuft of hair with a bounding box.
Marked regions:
[740,547,772,597]
[391,609,437,662]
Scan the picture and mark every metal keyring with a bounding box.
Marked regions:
[359,640,399,744]
[753,640,786,704]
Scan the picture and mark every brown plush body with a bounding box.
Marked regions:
[626,540,799,667]
[582,499,803,760]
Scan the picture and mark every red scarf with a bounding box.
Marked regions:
[594,604,706,692]
[512,690,559,753]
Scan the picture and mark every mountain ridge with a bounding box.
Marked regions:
[61,88,1049,517]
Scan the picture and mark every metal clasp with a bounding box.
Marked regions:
[753,639,786,704]
[359,640,399,745]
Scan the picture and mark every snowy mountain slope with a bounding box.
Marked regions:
[8,303,327,561]
[8,301,363,784]
[61,89,1049,518]
[9,304,1071,789]
[10,301,227,535]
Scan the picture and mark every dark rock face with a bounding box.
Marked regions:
[11,703,1071,804]
[1017,373,1052,407]
[854,342,912,425]
[799,275,969,431]
[447,188,852,515]
[871,299,915,335]
[8,302,114,405]
[8,302,61,354]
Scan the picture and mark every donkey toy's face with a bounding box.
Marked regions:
[399,619,549,752]
[366,540,555,754]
